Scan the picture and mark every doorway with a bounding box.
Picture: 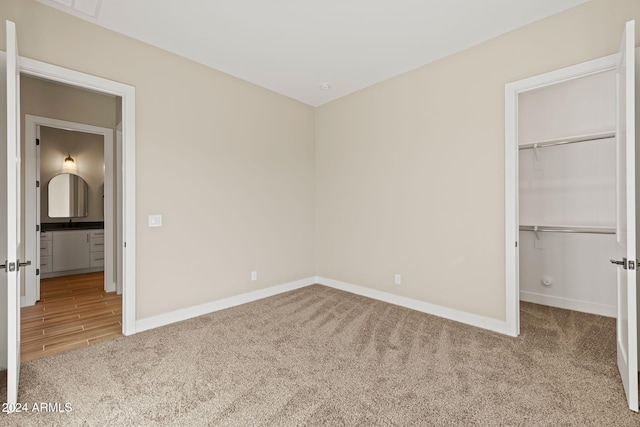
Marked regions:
[24,115,115,305]
[504,52,621,336]
[17,55,137,336]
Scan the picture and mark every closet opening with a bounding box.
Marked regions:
[504,24,638,412]
[504,51,624,337]
[517,70,617,318]
[513,71,622,407]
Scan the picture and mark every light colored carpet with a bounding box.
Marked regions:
[0,284,638,426]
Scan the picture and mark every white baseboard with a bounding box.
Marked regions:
[315,276,508,335]
[520,291,615,318]
[106,280,116,293]
[135,275,512,336]
[135,276,316,333]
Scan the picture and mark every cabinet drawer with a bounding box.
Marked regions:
[90,237,104,252]
[90,251,104,267]
[40,255,52,273]
[90,230,104,238]
[40,231,52,241]
[40,240,52,256]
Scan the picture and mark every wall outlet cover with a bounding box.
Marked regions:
[148,214,162,227]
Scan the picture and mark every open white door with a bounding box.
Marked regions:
[35,125,41,300]
[3,20,23,408]
[612,20,638,413]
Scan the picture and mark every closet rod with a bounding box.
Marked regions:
[518,131,615,151]
[519,225,615,235]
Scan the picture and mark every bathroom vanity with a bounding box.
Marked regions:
[40,223,104,278]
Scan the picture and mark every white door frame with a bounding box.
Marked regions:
[504,53,619,337]
[19,57,137,336]
[24,116,115,305]
[115,121,123,295]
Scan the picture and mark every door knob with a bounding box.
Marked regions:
[1,260,30,273]
[17,260,31,272]
[610,258,627,269]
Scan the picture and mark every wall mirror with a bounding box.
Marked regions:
[48,173,89,218]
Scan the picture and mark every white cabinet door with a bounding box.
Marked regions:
[52,230,91,271]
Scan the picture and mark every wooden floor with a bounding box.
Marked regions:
[21,272,122,362]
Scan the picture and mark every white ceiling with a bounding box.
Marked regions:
[37,0,590,106]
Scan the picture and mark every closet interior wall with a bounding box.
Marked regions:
[518,70,617,317]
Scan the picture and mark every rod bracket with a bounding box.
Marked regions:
[533,225,540,241]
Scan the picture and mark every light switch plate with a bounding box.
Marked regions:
[148,214,162,227]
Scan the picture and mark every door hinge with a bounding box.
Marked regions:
[36,138,40,145]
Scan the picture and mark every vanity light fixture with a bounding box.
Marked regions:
[63,154,76,171]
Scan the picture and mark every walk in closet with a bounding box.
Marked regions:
[518,70,617,317]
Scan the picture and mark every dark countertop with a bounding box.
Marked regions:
[41,221,104,232]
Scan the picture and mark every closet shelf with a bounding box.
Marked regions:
[518,131,615,151]
[519,225,615,235]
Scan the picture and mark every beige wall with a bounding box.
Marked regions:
[1,0,316,320]
[39,127,105,224]
[21,75,116,130]
[2,0,639,326]
[315,0,640,321]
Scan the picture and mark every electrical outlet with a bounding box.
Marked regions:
[148,214,162,227]
[394,274,401,285]
[251,271,258,281]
